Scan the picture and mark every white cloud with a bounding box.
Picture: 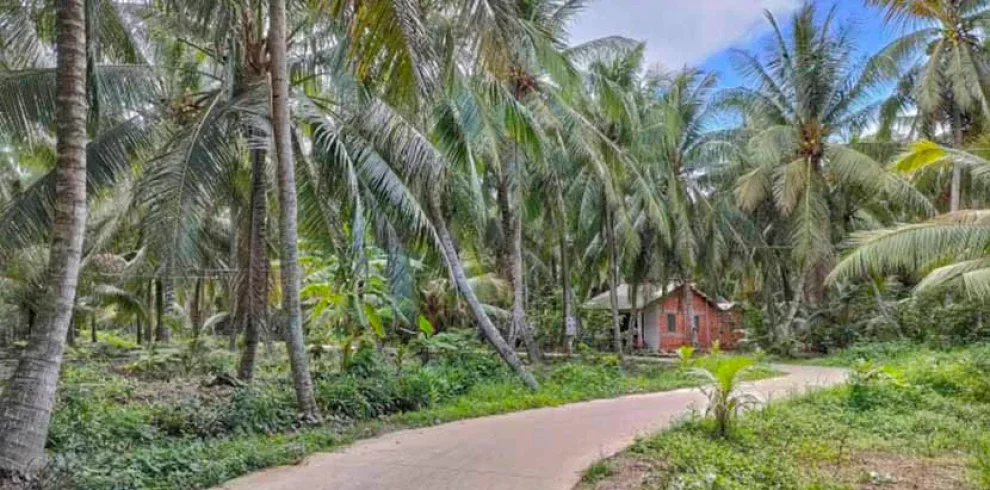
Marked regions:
[568,0,802,68]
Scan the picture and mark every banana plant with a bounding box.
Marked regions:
[300,251,394,370]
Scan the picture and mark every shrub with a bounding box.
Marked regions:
[676,346,696,371]
[847,359,911,411]
[221,387,298,435]
[151,398,226,438]
[89,332,140,358]
[395,370,440,411]
[547,362,620,396]
[355,376,400,418]
[316,376,373,420]
[344,343,390,378]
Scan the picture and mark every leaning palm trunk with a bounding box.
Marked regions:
[429,195,539,390]
[238,147,268,381]
[269,0,319,420]
[0,0,89,477]
[605,209,623,358]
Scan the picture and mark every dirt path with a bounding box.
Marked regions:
[215,365,846,490]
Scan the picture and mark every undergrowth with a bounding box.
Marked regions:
[582,342,990,490]
[43,339,773,490]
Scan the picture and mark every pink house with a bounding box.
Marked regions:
[584,283,743,352]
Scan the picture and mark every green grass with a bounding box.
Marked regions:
[581,342,990,490]
[395,360,775,427]
[45,349,777,490]
[581,460,615,484]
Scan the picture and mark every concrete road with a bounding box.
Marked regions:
[215,365,846,490]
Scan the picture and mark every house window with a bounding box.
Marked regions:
[693,316,700,332]
[666,313,676,333]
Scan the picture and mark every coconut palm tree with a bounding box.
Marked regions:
[269,0,319,420]
[0,0,89,479]
[727,4,932,310]
[569,43,666,357]
[866,0,990,212]
[636,68,738,347]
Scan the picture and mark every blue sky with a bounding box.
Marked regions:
[569,0,899,88]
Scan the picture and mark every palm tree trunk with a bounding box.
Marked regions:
[154,278,167,342]
[238,147,268,381]
[780,272,806,346]
[227,200,241,352]
[559,228,575,354]
[269,0,319,420]
[508,201,541,363]
[495,174,516,343]
[683,282,697,348]
[190,278,203,339]
[66,315,75,347]
[429,194,539,390]
[144,280,157,345]
[144,279,154,346]
[951,104,964,212]
[605,209,623,358]
[159,273,176,342]
[19,305,35,342]
[630,281,640,350]
[0,0,88,477]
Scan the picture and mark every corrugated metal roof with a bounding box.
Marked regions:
[583,283,677,311]
[584,282,736,312]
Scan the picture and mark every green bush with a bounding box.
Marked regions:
[88,332,140,358]
[547,362,620,396]
[316,376,373,419]
[355,376,401,418]
[395,370,440,410]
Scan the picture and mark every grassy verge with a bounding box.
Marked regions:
[43,343,777,490]
[578,343,990,490]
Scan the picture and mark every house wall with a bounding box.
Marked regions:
[643,286,735,352]
[716,308,743,349]
[643,303,660,351]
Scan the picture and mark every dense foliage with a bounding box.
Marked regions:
[5,0,990,486]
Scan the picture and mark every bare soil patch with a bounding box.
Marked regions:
[577,451,970,490]
[575,454,659,490]
[828,451,969,490]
